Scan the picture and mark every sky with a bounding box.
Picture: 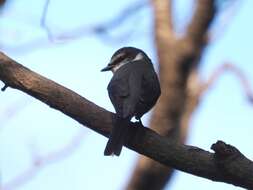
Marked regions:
[0,0,253,190]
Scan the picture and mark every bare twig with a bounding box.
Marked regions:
[200,63,253,102]
[40,0,148,42]
[208,0,242,43]
[2,1,148,53]
[0,97,30,130]
[40,0,53,41]
[1,84,8,91]
[180,62,253,144]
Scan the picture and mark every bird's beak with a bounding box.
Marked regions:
[101,64,114,72]
[101,54,121,72]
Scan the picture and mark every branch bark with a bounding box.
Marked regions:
[0,53,253,189]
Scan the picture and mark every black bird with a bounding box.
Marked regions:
[101,47,161,156]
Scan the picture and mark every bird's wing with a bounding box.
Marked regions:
[107,74,129,118]
[121,68,142,118]
[107,63,143,119]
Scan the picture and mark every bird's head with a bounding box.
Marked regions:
[101,47,150,73]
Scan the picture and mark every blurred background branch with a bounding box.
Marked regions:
[1,129,87,190]
[200,63,253,102]
[2,0,149,53]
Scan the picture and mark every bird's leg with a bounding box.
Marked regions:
[134,116,144,127]
[138,118,144,127]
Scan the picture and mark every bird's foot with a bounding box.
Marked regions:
[137,119,144,127]
[133,116,144,127]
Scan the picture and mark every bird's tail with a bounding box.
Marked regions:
[104,118,129,156]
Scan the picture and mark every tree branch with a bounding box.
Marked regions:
[200,63,253,102]
[40,0,148,42]
[186,0,216,43]
[151,0,174,41]
[208,0,242,43]
[0,97,30,131]
[0,53,253,189]
[3,1,148,53]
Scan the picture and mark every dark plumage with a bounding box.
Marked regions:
[101,47,161,156]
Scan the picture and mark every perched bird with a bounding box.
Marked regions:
[101,47,161,156]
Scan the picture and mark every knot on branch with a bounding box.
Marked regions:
[211,142,253,189]
[211,140,243,172]
[211,140,241,158]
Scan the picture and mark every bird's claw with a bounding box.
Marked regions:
[137,119,144,127]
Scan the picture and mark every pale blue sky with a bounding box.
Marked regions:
[0,0,253,190]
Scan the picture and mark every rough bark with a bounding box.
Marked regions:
[0,52,253,189]
[126,1,216,189]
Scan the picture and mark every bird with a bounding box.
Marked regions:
[101,47,161,156]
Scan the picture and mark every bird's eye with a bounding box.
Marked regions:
[110,53,126,65]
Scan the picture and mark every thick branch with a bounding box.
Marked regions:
[151,0,174,41]
[0,53,253,189]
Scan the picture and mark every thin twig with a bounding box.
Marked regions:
[200,63,253,103]
[1,129,87,190]
[208,0,242,43]
[40,0,148,42]
[2,1,148,54]
[1,84,8,91]
[40,0,53,41]
[0,97,31,130]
